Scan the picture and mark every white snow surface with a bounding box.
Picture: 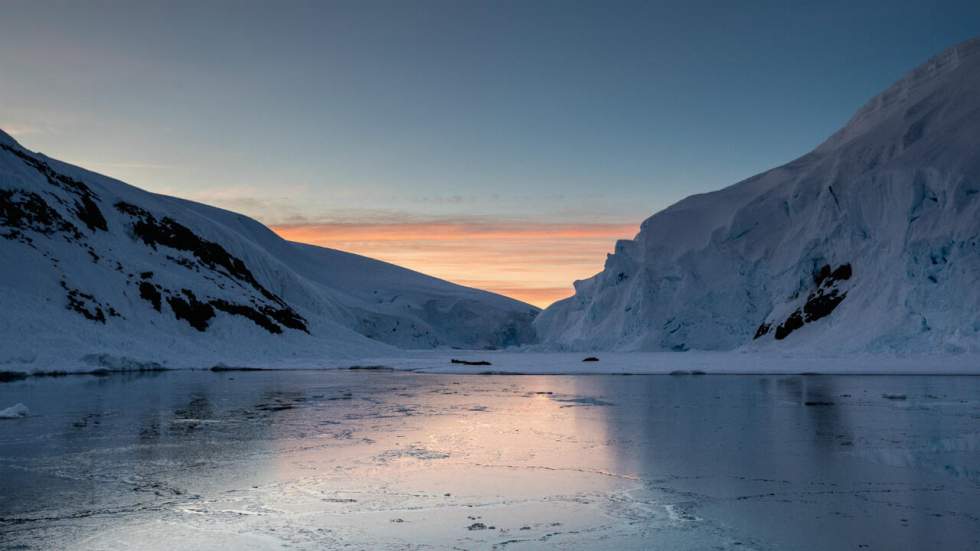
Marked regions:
[0,131,538,372]
[0,402,29,418]
[535,37,980,354]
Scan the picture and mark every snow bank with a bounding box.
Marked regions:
[0,403,29,418]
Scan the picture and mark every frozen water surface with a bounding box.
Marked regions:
[1,371,979,550]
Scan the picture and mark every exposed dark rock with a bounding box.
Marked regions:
[0,371,29,383]
[1,189,82,242]
[265,307,309,333]
[802,288,847,323]
[804,400,835,406]
[73,197,108,233]
[114,201,309,334]
[1,143,107,232]
[167,290,215,331]
[138,282,162,311]
[114,201,277,301]
[774,311,804,340]
[154,285,306,334]
[753,322,771,339]
[211,299,282,334]
[62,282,107,323]
[167,255,197,270]
[582,356,600,362]
[775,263,853,340]
[451,359,492,366]
[830,263,852,282]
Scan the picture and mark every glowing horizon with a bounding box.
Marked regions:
[271,220,638,308]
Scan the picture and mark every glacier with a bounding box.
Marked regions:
[535,37,980,354]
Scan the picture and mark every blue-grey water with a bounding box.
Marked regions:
[1,371,979,550]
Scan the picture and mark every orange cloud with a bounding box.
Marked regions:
[271,220,637,308]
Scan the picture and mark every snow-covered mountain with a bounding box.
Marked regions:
[0,131,538,370]
[536,37,980,354]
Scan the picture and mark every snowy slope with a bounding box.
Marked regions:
[0,132,538,371]
[535,37,980,354]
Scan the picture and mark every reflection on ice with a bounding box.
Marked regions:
[1,371,978,549]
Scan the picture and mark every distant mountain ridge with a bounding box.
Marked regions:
[0,130,537,370]
[535,37,980,354]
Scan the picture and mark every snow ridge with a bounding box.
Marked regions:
[0,133,538,371]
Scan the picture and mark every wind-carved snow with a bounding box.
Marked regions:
[536,37,980,354]
[0,131,538,371]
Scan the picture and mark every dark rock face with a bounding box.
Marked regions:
[1,189,81,243]
[115,201,309,334]
[757,263,853,341]
[211,299,283,334]
[138,281,162,312]
[0,143,107,232]
[134,269,307,334]
[774,311,805,340]
[264,306,309,332]
[60,281,119,323]
[167,290,215,332]
[115,202,274,300]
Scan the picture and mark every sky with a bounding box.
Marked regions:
[2,1,979,307]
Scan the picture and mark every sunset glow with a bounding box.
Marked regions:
[272,220,638,307]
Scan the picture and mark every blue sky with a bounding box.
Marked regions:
[2,0,979,305]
